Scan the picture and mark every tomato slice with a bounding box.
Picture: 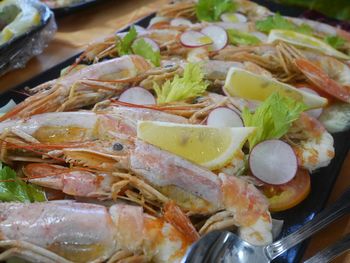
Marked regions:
[260,169,311,212]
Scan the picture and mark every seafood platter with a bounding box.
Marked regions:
[0,0,349,262]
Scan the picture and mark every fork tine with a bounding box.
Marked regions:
[181,230,223,263]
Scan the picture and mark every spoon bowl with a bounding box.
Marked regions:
[182,188,350,263]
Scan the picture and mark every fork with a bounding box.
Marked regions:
[181,188,350,263]
[304,233,350,263]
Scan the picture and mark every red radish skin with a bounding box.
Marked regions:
[299,87,323,119]
[206,107,243,127]
[180,31,213,48]
[249,140,298,185]
[201,25,228,51]
[119,87,156,105]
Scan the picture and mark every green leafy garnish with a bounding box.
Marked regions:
[0,163,46,202]
[132,38,161,66]
[324,35,346,49]
[116,26,161,66]
[196,0,237,22]
[116,25,137,56]
[227,29,261,46]
[154,63,209,103]
[255,13,312,35]
[242,92,307,150]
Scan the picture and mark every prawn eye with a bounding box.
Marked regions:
[113,143,124,151]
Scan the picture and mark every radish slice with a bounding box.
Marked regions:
[170,18,192,27]
[134,25,147,34]
[299,87,323,119]
[249,140,297,185]
[221,13,247,23]
[149,16,169,27]
[201,25,228,51]
[133,37,159,52]
[119,87,156,105]
[180,31,213,48]
[206,107,243,127]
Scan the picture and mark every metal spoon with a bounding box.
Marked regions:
[182,188,350,263]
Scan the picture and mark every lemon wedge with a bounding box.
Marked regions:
[0,0,41,45]
[223,68,327,109]
[137,121,255,170]
[267,29,350,60]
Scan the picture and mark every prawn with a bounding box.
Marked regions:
[24,140,272,246]
[0,201,193,263]
[294,57,350,103]
[286,113,335,172]
[0,55,152,121]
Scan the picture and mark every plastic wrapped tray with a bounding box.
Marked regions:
[0,0,57,76]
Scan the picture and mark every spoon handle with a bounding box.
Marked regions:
[265,188,350,260]
[304,233,350,263]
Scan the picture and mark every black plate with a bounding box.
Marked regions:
[0,1,53,75]
[48,0,103,16]
[1,2,349,263]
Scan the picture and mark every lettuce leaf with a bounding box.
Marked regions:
[0,163,46,202]
[227,29,261,46]
[132,38,161,66]
[116,26,137,56]
[242,92,307,150]
[324,35,346,49]
[196,0,237,22]
[154,63,209,103]
[256,13,312,35]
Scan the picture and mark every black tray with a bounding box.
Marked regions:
[1,2,349,263]
[49,0,103,16]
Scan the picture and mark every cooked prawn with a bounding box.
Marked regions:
[0,201,193,263]
[286,113,335,172]
[0,55,152,121]
[294,57,350,103]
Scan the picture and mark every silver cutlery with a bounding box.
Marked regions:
[181,188,350,263]
[304,233,350,263]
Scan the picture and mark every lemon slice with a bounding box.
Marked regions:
[0,0,41,45]
[224,68,327,109]
[137,121,255,170]
[267,29,350,60]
